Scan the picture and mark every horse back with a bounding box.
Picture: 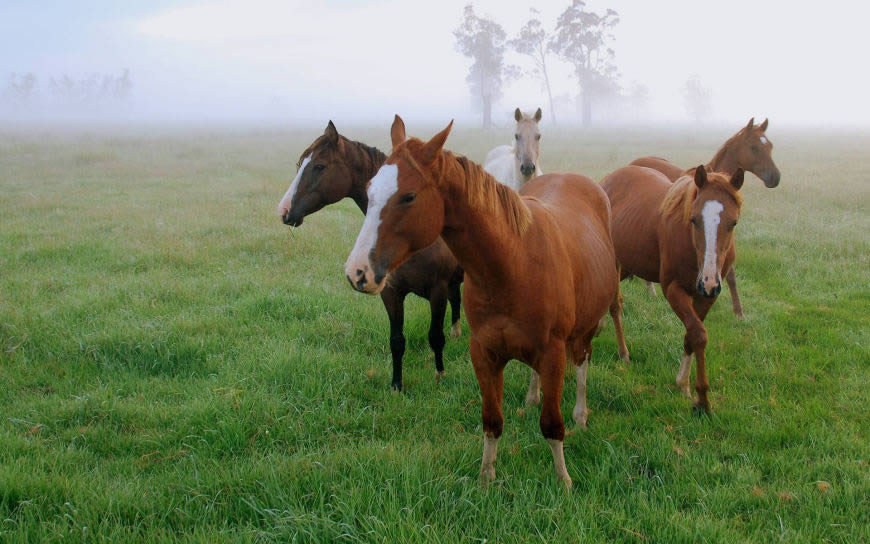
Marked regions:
[522,174,618,330]
[630,156,684,182]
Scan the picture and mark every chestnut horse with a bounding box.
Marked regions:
[276,121,464,391]
[602,165,744,412]
[631,118,780,316]
[345,116,622,488]
[483,107,544,190]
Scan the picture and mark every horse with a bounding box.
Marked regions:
[276,120,464,392]
[483,107,544,190]
[601,165,744,413]
[344,115,623,488]
[631,118,780,316]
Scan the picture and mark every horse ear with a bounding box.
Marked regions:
[325,120,339,145]
[745,117,755,132]
[420,120,453,165]
[759,118,768,132]
[730,168,745,190]
[534,107,542,122]
[391,115,406,149]
[694,165,707,188]
[514,108,523,122]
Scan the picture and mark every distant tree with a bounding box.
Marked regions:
[454,4,514,129]
[627,81,650,118]
[683,74,712,122]
[510,9,558,125]
[551,0,620,126]
[2,73,38,107]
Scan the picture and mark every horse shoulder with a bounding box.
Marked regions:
[484,144,513,166]
[484,154,520,190]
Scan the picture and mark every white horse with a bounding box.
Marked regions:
[483,107,544,190]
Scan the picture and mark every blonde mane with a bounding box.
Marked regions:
[661,174,744,224]
[398,141,533,237]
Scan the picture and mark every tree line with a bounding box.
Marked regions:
[454,1,713,128]
[1,69,133,116]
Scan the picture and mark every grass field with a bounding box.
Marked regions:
[1,123,868,542]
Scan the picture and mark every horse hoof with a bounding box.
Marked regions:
[391,383,402,393]
[450,322,462,338]
[525,393,540,406]
[480,466,496,485]
[620,352,631,365]
[735,311,745,319]
[692,403,711,416]
[560,476,573,490]
[435,370,445,384]
[572,410,588,429]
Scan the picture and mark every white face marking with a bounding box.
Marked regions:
[276,155,310,217]
[701,200,724,281]
[344,164,398,276]
[760,136,768,145]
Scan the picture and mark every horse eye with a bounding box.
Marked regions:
[399,192,416,205]
[750,145,759,152]
[535,134,541,141]
[690,217,699,226]
[313,164,325,172]
[514,134,520,140]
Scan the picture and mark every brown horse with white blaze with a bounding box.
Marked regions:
[602,165,744,412]
[276,121,464,392]
[631,118,780,316]
[345,116,622,488]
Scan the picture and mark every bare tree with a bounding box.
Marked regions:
[510,9,557,125]
[454,5,514,129]
[2,73,38,107]
[627,81,650,118]
[683,74,712,123]
[551,0,620,126]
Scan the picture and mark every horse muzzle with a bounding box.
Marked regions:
[282,210,304,227]
[763,168,781,188]
[520,163,536,178]
[696,277,721,298]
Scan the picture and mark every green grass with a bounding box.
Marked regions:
[1,124,868,543]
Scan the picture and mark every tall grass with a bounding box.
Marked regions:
[0,125,867,542]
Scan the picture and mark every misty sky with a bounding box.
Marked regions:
[2,0,868,125]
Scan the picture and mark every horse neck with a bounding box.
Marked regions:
[344,139,387,213]
[436,156,526,286]
[706,137,741,175]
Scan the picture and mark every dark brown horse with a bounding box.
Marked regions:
[345,116,621,488]
[602,165,744,413]
[276,121,463,391]
[631,118,780,317]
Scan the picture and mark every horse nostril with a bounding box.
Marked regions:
[713,284,722,297]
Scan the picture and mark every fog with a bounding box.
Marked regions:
[2,0,868,127]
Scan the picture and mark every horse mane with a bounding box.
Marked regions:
[660,174,744,224]
[297,135,386,170]
[398,140,532,237]
[707,124,752,170]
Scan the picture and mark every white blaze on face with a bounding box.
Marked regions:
[760,136,768,145]
[700,200,724,288]
[344,164,398,288]
[276,155,311,217]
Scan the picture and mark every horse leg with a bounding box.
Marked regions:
[380,286,406,392]
[470,339,505,484]
[525,370,541,406]
[427,283,448,382]
[664,283,710,412]
[610,288,631,364]
[645,281,657,297]
[448,275,462,338]
[725,266,744,319]
[571,337,593,429]
[691,297,717,413]
[537,342,571,488]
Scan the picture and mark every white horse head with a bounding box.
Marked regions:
[483,107,544,191]
[513,107,542,180]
